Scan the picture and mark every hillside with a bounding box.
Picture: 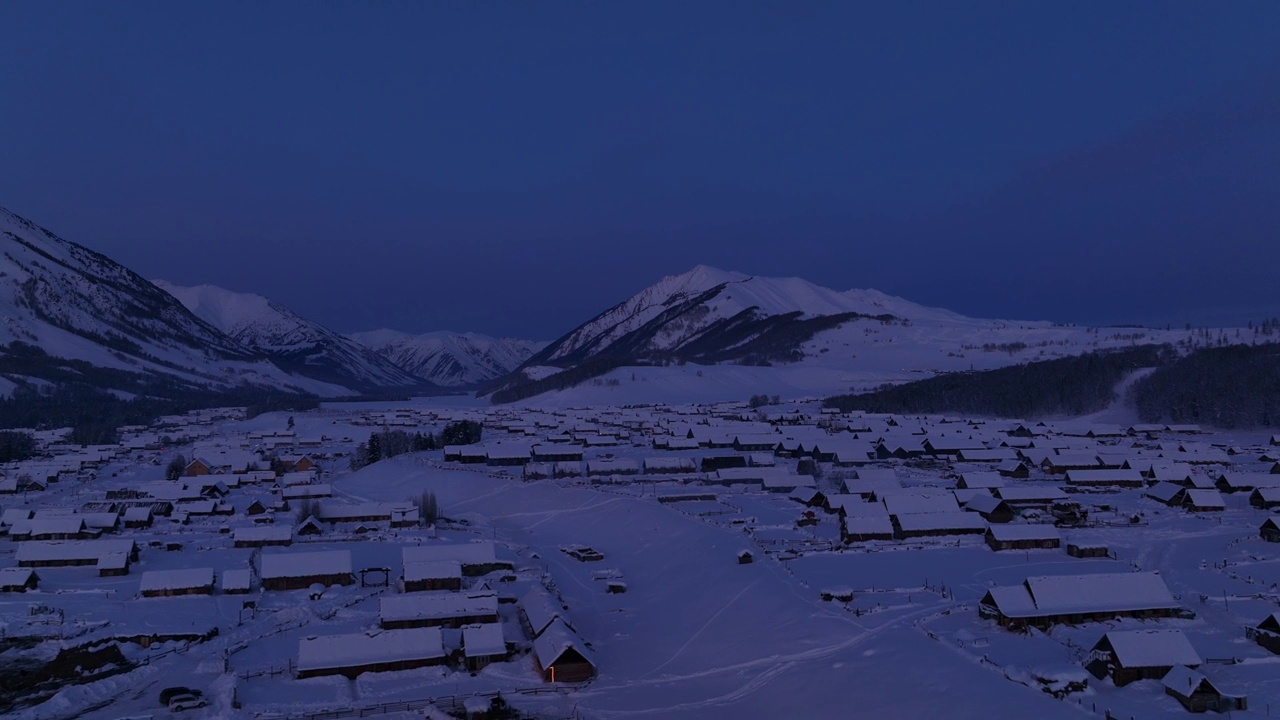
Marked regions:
[823,345,1174,419]
[0,206,346,398]
[155,281,432,393]
[488,265,1223,405]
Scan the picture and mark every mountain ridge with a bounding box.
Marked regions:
[350,328,544,388]
[154,281,434,394]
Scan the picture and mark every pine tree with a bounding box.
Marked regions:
[367,433,382,463]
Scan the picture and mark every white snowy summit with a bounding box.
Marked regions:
[350,329,544,388]
[527,264,951,367]
[0,206,343,396]
[154,281,431,393]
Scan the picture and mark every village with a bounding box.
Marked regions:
[1,397,1280,720]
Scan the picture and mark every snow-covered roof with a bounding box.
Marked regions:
[296,627,444,674]
[993,486,1068,503]
[221,569,252,592]
[139,567,214,593]
[843,515,894,536]
[895,512,986,532]
[402,541,497,567]
[379,592,498,625]
[0,567,36,586]
[462,623,506,658]
[15,539,135,564]
[987,525,1059,542]
[521,586,569,637]
[260,549,351,579]
[403,560,462,583]
[1026,572,1178,615]
[881,492,959,516]
[532,617,593,670]
[234,526,292,543]
[1184,489,1225,508]
[1102,629,1201,669]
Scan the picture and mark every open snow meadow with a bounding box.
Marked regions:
[2,397,1280,719]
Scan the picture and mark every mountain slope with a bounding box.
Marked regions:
[350,329,544,387]
[520,265,919,371]
[488,265,1224,404]
[154,281,432,393]
[0,206,345,397]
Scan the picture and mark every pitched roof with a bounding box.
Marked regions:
[1103,629,1201,669]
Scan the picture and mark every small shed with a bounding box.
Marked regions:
[532,618,595,683]
[462,623,509,672]
[1261,517,1280,543]
[1162,665,1248,714]
[0,567,39,592]
[1252,612,1280,655]
[1066,543,1108,559]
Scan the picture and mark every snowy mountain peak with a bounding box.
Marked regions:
[525,265,962,369]
[0,206,350,397]
[154,280,430,392]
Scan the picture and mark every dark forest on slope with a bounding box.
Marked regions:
[1130,343,1280,428]
[824,345,1173,418]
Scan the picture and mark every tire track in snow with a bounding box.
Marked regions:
[587,602,945,716]
[640,579,763,680]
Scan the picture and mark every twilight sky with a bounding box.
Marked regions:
[2,2,1279,340]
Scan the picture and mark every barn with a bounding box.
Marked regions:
[233,526,293,548]
[403,560,463,592]
[985,525,1060,551]
[1252,612,1280,655]
[403,542,512,577]
[980,572,1181,629]
[1261,518,1280,543]
[139,567,215,597]
[260,550,353,591]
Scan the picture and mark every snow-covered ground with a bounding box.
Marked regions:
[2,397,1279,720]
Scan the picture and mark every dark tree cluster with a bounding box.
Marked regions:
[350,421,482,470]
[748,394,781,409]
[0,430,38,463]
[1130,343,1280,428]
[487,357,634,404]
[824,345,1173,418]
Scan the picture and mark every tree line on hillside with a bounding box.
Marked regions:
[487,357,635,404]
[350,420,483,470]
[0,430,38,463]
[823,345,1173,418]
[1129,343,1280,428]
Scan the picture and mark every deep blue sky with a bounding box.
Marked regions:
[2,2,1279,339]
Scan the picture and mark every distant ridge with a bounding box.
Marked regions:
[154,281,435,394]
[350,328,544,388]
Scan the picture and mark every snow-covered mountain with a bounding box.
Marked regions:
[154,281,433,393]
[525,264,944,367]
[0,206,346,397]
[349,329,544,387]
[490,264,1218,404]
